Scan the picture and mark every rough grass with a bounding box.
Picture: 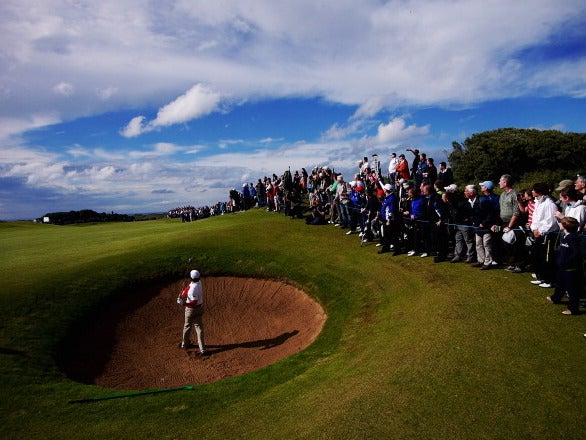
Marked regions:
[0,212,584,440]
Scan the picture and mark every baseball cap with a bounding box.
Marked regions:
[383,183,393,191]
[444,184,458,192]
[479,181,494,190]
[190,270,200,279]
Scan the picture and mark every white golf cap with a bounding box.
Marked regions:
[190,269,200,279]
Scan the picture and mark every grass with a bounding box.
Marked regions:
[0,211,584,439]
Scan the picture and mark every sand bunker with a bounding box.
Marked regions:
[63,277,326,390]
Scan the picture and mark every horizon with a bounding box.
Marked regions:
[1,1,585,220]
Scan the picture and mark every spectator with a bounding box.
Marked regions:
[371,154,382,177]
[547,217,582,315]
[348,176,366,234]
[414,152,428,187]
[405,187,428,257]
[334,175,351,229]
[388,152,400,186]
[360,187,381,243]
[242,183,251,210]
[377,183,399,254]
[575,174,586,201]
[437,162,454,187]
[529,182,560,288]
[518,188,535,229]
[433,187,450,263]
[555,187,586,231]
[494,174,523,273]
[305,198,327,225]
[396,154,411,181]
[406,148,420,178]
[555,179,574,212]
[255,179,266,207]
[360,157,370,176]
[424,157,438,185]
[472,181,500,270]
[448,185,476,263]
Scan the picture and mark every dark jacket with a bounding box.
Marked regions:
[557,232,582,271]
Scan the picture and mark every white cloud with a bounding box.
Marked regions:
[96,86,118,100]
[120,116,146,138]
[129,142,184,158]
[151,84,222,127]
[375,117,430,144]
[53,82,74,96]
[2,0,584,126]
[121,84,222,137]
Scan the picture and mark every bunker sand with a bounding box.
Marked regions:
[64,277,326,390]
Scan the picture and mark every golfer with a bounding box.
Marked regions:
[178,269,207,355]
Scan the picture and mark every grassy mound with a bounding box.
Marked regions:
[0,211,584,439]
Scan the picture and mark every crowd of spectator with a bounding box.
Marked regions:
[168,149,586,315]
[167,203,228,221]
[254,151,586,316]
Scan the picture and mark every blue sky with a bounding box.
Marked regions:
[1,1,585,220]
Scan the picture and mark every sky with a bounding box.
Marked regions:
[1,0,585,220]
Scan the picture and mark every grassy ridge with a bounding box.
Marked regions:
[0,212,584,439]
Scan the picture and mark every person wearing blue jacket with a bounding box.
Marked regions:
[377,184,399,254]
[405,187,428,256]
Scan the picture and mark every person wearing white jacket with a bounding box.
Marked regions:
[529,183,560,288]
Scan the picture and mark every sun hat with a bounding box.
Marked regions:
[555,179,574,191]
[502,230,516,244]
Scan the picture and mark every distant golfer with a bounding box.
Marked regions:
[178,269,207,355]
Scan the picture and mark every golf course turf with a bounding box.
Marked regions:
[0,210,584,439]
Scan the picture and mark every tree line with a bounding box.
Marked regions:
[39,209,135,225]
[448,128,586,185]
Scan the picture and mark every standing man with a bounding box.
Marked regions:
[178,269,207,355]
[437,162,454,187]
[414,152,428,188]
[371,154,382,178]
[388,152,400,187]
[493,174,523,272]
[406,148,420,179]
[425,157,438,185]
[457,185,478,263]
[473,181,500,270]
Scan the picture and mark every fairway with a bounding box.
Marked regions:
[0,211,585,440]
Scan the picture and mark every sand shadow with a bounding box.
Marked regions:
[204,330,299,355]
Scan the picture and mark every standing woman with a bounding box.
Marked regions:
[178,269,207,355]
